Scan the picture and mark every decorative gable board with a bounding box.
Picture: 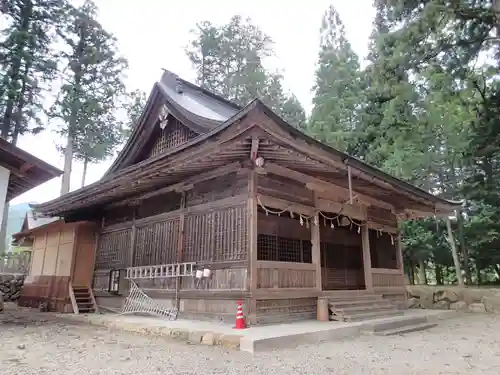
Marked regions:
[149,117,197,158]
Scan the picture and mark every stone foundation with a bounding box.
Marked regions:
[406,285,500,313]
[0,274,24,303]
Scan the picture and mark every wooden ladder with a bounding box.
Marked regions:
[69,282,98,314]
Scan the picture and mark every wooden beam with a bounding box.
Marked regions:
[250,137,259,161]
[257,194,316,216]
[108,161,243,208]
[262,162,395,211]
[347,165,353,204]
[315,197,366,221]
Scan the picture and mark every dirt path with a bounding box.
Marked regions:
[1,306,500,375]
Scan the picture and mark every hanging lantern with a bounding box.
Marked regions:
[300,215,304,226]
[391,235,394,245]
[357,226,361,234]
[330,221,335,229]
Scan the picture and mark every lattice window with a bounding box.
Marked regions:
[183,204,248,263]
[150,119,197,157]
[134,218,179,266]
[95,229,131,269]
[257,235,312,263]
[257,234,277,261]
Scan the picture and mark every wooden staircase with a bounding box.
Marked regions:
[328,293,403,322]
[69,283,98,314]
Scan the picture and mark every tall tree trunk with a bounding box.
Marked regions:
[60,135,73,195]
[418,259,426,285]
[476,261,482,285]
[81,157,88,188]
[446,217,464,286]
[457,209,470,284]
[435,264,443,285]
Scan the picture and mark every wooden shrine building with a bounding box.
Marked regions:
[31,70,461,323]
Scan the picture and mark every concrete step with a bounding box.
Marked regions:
[374,322,438,336]
[368,316,428,332]
[342,309,404,322]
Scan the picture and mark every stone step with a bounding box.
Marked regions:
[78,308,95,314]
[342,309,404,322]
[336,304,397,315]
[369,316,429,332]
[374,322,438,336]
[327,294,384,302]
[329,298,388,309]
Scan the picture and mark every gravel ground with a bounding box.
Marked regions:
[1,307,500,375]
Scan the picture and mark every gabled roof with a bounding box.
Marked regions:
[0,138,63,201]
[106,70,240,174]
[31,71,462,218]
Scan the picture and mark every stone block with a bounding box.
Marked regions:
[468,303,486,313]
[450,301,468,311]
[481,296,500,314]
[434,300,450,310]
[407,297,420,309]
[187,332,203,345]
[170,329,189,341]
[434,289,460,303]
[201,332,215,345]
[220,334,241,349]
[419,292,434,309]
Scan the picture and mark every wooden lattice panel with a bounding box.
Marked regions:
[95,229,131,269]
[183,204,248,262]
[150,119,197,158]
[257,234,312,263]
[134,218,180,267]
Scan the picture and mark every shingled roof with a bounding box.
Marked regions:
[31,70,462,218]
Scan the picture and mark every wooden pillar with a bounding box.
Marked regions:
[311,212,322,291]
[361,224,373,291]
[247,169,258,325]
[396,231,404,271]
[176,192,186,310]
[128,210,137,268]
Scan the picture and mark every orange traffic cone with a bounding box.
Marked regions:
[233,301,246,329]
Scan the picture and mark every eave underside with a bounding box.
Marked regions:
[33,126,454,219]
[0,140,62,201]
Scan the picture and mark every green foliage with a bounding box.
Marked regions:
[307,1,500,285]
[307,5,362,151]
[122,89,147,139]
[186,15,306,129]
[0,0,65,143]
[50,0,128,186]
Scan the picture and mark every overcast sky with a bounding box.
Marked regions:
[12,0,375,205]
